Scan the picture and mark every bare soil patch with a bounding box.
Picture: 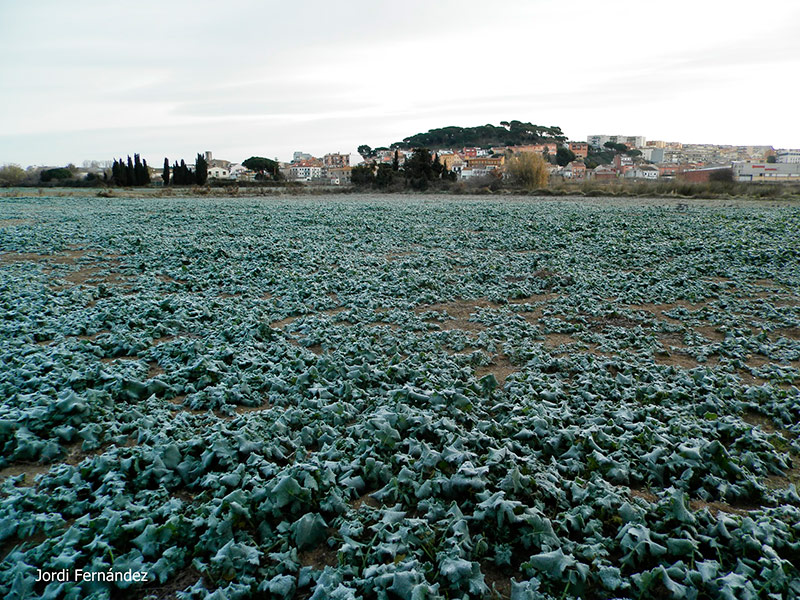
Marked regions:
[1,250,83,265]
[543,333,575,349]
[776,327,800,340]
[696,326,725,342]
[626,301,707,321]
[689,499,755,516]
[653,350,699,369]
[350,493,380,510]
[629,487,658,503]
[0,462,52,485]
[147,361,165,379]
[124,566,203,600]
[299,544,339,570]
[508,293,558,305]
[233,403,271,415]
[741,410,778,433]
[482,562,514,599]
[475,353,516,385]
[0,219,32,227]
[584,313,642,331]
[416,299,496,332]
[271,315,300,329]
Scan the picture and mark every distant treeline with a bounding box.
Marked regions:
[106,153,211,187]
[385,120,567,151]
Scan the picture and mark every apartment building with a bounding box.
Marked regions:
[323,153,350,168]
[587,134,646,149]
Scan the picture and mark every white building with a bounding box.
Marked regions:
[776,149,800,164]
[640,147,665,163]
[289,164,322,180]
[733,161,800,182]
[625,165,659,180]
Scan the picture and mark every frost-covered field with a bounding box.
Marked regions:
[1,194,799,600]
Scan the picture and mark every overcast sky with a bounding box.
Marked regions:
[1,0,798,167]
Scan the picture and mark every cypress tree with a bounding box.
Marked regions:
[133,154,143,186]
[432,154,443,178]
[126,156,135,186]
[195,153,208,186]
[162,158,170,185]
[119,158,128,186]
[142,158,151,184]
[392,150,399,171]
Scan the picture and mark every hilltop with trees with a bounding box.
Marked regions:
[384,120,567,151]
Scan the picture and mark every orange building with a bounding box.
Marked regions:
[568,142,588,158]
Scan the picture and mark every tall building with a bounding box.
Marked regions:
[323,153,350,168]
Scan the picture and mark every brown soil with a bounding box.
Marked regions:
[696,326,725,342]
[584,313,642,331]
[0,248,87,265]
[232,403,271,416]
[74,330,110,341]
[508,293,558,304]
[482,562,514,599]
[147,361,165,379]
[543,333,575,349]
[298,544,339,570]
[657,331,687,348]
[625,301,706,322]
[629,487,658,503]
[763,467,800,490]
[0,462,53,485]
[350,493,380,510]
[124,566,203,600]
[416,299,496,332]
[158,274,186,285]
[741,410,778,433]
[653,350,699,369]
[475,353,517,385]
[0,219,32,227]
[271,315,299,328]
[689,499,754,516]
[776,327,800,340]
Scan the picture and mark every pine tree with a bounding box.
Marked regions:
[162,158,170,185]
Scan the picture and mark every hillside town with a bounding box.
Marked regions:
[4,137,800,188]
[170,138,800,186]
